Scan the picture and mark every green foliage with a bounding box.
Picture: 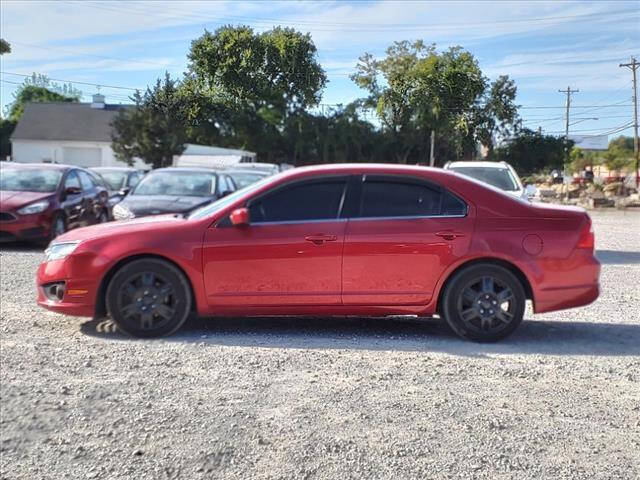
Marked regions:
[18,73,82,101]
[6,85,79,121]
[351,42,519,164]
[603,135,634,172]
[0,39,10,55]
[111,73,189,169]
[0,118,17,158]
[492,128,569,176]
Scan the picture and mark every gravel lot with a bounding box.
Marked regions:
[1,210,639,480]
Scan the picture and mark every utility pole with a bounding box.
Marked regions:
[429,130,435,166]
[620,56,639,188]
[559,86,579,198]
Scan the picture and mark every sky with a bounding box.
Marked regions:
[1,0,638,140]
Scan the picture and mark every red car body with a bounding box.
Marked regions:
[36,164,600,336]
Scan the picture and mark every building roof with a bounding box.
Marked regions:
[11,102,131,142]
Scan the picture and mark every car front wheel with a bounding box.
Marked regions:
[106,258,192,338]
[441,264,526,342]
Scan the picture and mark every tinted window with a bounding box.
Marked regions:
[442,191,467,216]
[360,180,441,218]
[249,180,346,223]
[78,171,95,190]
[64,171,81,190]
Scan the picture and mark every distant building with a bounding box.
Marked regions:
[9,94,146,168]
[9,95,255,169]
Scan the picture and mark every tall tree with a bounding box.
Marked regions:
[111,73,190,169]
[6,85,79,121]
[492,128,568,175]
[186,25,326,162]
[0,39,10,55]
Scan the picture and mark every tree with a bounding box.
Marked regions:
[20,73,82,99]
[6,85,79,121]
[186,25,326,162]
[0,39,10,55]
[351,42,518,164]
[111,73,190,169]
[603,136,634,172]
[492,128,568,176]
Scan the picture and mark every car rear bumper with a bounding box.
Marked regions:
[532,252,601,313]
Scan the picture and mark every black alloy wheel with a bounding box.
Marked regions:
[106,258,192,337]
[441,264,526,342]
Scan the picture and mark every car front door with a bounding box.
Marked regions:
[77,170,101,225]
[60,170,84,229]
[202,176,349,307]
[342,175,474,306]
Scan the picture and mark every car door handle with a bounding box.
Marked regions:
[304,234,337,245]
[435,231,465,241]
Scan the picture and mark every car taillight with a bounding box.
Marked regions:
[576,216,594,249]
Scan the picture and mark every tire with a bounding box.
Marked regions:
[50,212,66,240]
[441,264,526,342]
[98,209,109,224]
[106,258,192,338]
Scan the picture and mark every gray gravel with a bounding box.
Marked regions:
[1,210,639,480]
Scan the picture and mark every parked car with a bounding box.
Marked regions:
[444,161,529,200]
[111,167,236,220]
[234,162,281,175]
[0,163,109,243]
[225,169,270,189]
[36,164,599,342]
[90,167,143,206]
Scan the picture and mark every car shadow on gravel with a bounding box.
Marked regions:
[0,242,44,253]
[596,249,640,264]
[80,315,640,357]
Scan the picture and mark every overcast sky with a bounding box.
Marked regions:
[1,0,638,138]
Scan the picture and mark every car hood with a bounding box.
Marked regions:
[54,214,187,242]
[0,191,54,210]
[120,195,216,216]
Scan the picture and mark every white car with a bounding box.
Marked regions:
[443,161,529,200]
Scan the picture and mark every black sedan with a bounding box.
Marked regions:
[112,168,236,220]
[90,167,144,206]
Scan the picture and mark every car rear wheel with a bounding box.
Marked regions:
[441,264,525,342]
[106,258,192,338]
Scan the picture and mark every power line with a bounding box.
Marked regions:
[619,56,639,187]
[0,71,141,91]
[68,1,639,32]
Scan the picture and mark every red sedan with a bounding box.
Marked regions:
[36,164,600,342]
[1,163,110,243]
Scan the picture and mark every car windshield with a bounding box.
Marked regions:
[0,168,62,193]
[98,171,128,190]
[188,174,274,219]
[449,167,520,192]
[228,171,266,188]
[132,171,217,196]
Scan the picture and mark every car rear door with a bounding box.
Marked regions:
[342,174,474,306]
[77,170,104,225]
[202,176,349,306]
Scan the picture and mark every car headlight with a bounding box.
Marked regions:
[113,203,134,220]
[17,200,50,215]
[44,241,80,262]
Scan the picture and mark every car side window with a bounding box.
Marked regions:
[78,171,95,191]
[129,173,140,188]
[218,175,229,194]
[358,177,467,218]
[360,180,441,218]
[225,175,237,192]
[249,179,347,223]
[64,171,81,190]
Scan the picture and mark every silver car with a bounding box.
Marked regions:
[443,161,530,200]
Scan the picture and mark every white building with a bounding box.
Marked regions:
[10,95,256,170]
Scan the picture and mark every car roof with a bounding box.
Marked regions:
[225,169,269,175]
[90,167,139,172]
[151,167,220,174]
[445,161,509,169]
[0,162,74,171]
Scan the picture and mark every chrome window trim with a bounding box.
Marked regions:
[246,218,350,227]
[348,213,468,222]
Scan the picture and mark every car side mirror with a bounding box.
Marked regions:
[229,207,249,226]
[65,186,82,195]
[119,187,130,196]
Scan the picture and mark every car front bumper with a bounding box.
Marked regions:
[0,212,51,242]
